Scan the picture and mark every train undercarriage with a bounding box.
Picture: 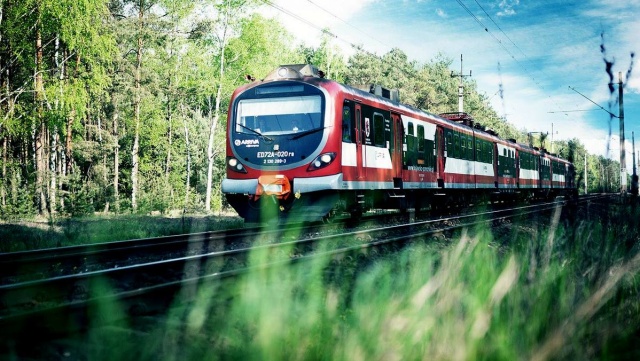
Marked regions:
[226,186,576,224]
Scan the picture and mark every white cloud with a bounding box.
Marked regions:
[436,8,447,18]
[497,0,520,17]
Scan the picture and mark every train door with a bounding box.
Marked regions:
[515,149,520,188]
[493,143,499,188]
[391,113,403,180]
[355,103,364,180]
[437,127,445,187]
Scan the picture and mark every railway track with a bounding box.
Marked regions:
[0,194,610,353]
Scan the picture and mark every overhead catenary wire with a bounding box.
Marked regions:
[261,0,424,87]
[568,86,619,118]
[456,0,566,115]
[304,0,391,50]
[472,0,527,59]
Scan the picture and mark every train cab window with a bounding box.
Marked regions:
[373,113,384,147]
[342,105,353,142]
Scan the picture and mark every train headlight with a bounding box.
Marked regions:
[307,152,336,171]
[227,156,247,173]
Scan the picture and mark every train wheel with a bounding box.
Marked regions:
[349,208,363,221]
[322,210,335,224]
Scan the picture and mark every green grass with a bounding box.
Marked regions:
[0,212,244,252]
[5,201,640,360]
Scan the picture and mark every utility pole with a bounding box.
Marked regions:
[619,71,626,194]
[451,54,472,113]
[550,123,558,153]
[632,131,638,195]
[585,155,587,195]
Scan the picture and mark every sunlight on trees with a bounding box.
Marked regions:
[0,1,610,219]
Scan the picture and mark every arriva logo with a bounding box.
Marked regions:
[235,139,260,146]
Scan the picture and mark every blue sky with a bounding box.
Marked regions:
[261,0,639,168]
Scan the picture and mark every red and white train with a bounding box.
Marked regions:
[222,64,576,222]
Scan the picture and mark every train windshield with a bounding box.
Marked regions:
[235,95,322,136]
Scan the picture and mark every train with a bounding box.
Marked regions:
[222,64,576,223]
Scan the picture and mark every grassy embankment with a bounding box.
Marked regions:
[0,212,244,252]
[5,199,640,360]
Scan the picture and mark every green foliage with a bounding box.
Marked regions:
[0,0,620,220]
[0,178,36,221]
[64,173,98,217]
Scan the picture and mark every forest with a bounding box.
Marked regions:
[0,0,621,220]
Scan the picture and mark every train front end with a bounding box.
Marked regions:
[222,65,341,223]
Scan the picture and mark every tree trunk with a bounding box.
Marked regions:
[1,1,6,208]
[50,130,57,214]
[1,135,6,207]
[111,90,120,212]
[166,106,172,179]
[34,8,47,215]
[131,0,144,211]
[181,103,190,209]
[65,109,74,175]
[205,7,231,212]
[49,34,63,215]
[205,93,218,212]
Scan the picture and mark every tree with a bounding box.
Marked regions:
[195,0,257,213]
[0,0,114,217]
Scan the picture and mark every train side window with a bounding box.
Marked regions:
[462,134,467,159]
[417,125,425,153]
[483,141,488,163]
[342,105,352,142]
[445,131,452,156]
[416,125,425,165]
[454,133,460,158]
[406,122,415,162]
[373,113,384,147]
[484,141,489,163]
[482,142,487,163]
